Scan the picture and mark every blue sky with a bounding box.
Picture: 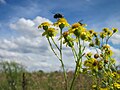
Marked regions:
[0,0,120,23]
[0,0,120,71]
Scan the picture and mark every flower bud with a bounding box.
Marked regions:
[68,41,74,47]
[98,65,103,70]
[100,54,103,57]
[43,26,48,30]
[59,23,65,29]
[73,29,80,37]
[72,23,81,29]
[93,60,98,66]
[104,60,108,64]
[63,31,69,37]
[81,32,87,40]
[95,38,100,46]
[89,42,94,47]
[94,54,99,59]
[102,45,110,51]
[86,52,92,58]
[106,50,113,56]
[89,30,94,34]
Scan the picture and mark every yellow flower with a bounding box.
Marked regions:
[112,28,118,33]
[105,49,113,56]
[103,28,109,33]
[86,52,92,58]
[110,58,116,64]
[111,72,119,78]
[88,30,94,34]
[69,23,86,37]
[100,32,107,39]
[107,30,112,36]
[102,28,113,36]
[38,22,51,30]
[92,59,98,66]
[71,23,81,29]
[113,82,120,89]
[84,31,93,41]
[54,18,69,28]
[92,84,97,89]
[42,28,58,37]
[102,45,110,51]
[84,60,91,67]
[84,58,99,71]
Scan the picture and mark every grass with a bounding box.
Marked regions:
[0,70,95,90]
[0,61,120,90]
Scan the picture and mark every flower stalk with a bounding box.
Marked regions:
[38,14,119,90]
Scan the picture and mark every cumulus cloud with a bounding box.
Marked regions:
[110,33,120,45]
[0,16,75,71]
[9,16,52,38]
[0,16,55,71]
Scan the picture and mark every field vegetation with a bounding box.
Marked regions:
[0,61,120,90]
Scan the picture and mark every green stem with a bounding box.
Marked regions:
[70,38,83,90]
[69,52,84,90]
[72,47,78,63]
[48,36,67,90]
[47,36,67,90]
[78,38,82,71]
[70,67,77,90]
[51,37,60,51]
[60,59,68,90]
[70,47,79,90]
[47,37,60,60]
[78,38,82,60]
[106,33,113,45]
[59,28,68,90]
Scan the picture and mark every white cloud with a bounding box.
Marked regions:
[0,16,54,71]
[110,33,120,45]
[111,47,120,64]
[9,16,52,37]
[0,16,75,72]
[0,0,6,4]
[0,39,18,49]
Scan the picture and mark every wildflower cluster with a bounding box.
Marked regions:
[38,14,119,90]
[38,22,58,37]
